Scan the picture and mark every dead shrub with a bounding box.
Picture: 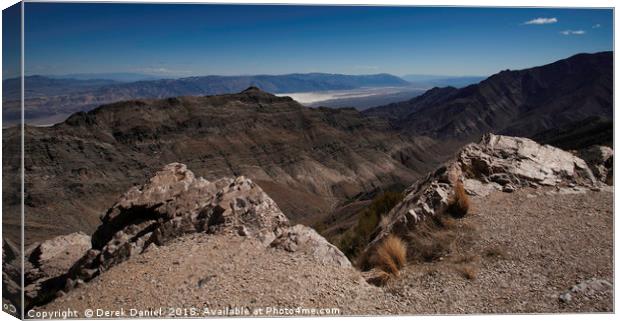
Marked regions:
[447,181,470,218]
[372,235,407,275]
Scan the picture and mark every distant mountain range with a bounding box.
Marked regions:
[402,74,486,88]
[2,72,489,125]
[2,73,409,125]
[365,51,613,145]
[47,72,164,82]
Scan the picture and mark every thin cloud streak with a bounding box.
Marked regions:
[560,30,586,36]
[524,17,558,25]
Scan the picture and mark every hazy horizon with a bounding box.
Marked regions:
[2,4,612,80]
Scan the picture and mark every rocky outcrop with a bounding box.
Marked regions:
[74,163,291,282]
[26,232,91,280]
[578,145,613,185]
[270,224,351,267]
[23,233,91,306]
[366,134,601,253]
[24,163,350,309]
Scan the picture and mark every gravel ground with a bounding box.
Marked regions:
[386,187,614,314]
[40,234,401,318]
[38,187,613,317]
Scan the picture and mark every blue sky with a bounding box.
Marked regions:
[11,4,615,79]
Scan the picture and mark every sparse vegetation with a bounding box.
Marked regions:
[447,180,470,218]
[406,216,458,262]
[337,191,403,259]
[372,235,407,275]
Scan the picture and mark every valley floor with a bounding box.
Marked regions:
[39,187,613,316]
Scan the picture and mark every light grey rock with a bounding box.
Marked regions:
[559,292,572,303]
[559,278,613,303]
[365,134,598,255]
[270,224,351,267]
[28,232,91,278]
[463,179,501,197]
[83,163,290,278]
[19,232,91,309]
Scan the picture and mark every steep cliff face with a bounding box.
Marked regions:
[364,52,612,143]
[3,87,447,245]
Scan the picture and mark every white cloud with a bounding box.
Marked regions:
[133,67,192,76]
[560,30,586,36]
[592,24,602,28]
[524,17,558,25]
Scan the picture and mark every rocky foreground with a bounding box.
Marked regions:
[3,134,614,316]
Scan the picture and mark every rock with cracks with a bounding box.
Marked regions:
[365,134,599,255]
[270,224,351,267]
[25,163,350,309]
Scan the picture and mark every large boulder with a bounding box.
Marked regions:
[365,134,598,253]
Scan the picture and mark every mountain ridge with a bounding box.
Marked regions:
[364,51,613,144]
[3,87,451,246]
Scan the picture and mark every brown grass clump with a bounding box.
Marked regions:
[447,181,470,218]
[372,235,407,275]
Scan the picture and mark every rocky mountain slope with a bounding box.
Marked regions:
[364,52,612,144]
[3,73,408,125]
[4,134,611,316]
[364,134,609,254]
[2,87,448,245]
[4,163,356,312]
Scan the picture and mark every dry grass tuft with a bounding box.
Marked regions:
[447,180,470,218]
[372,235,407,275]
